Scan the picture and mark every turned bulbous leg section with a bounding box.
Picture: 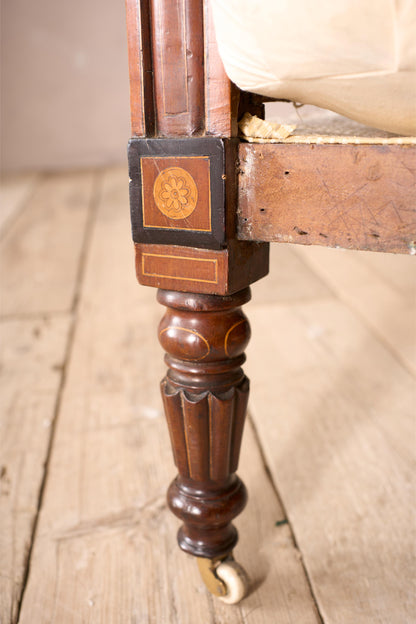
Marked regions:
[157,288,251,559]
[168,476,247,557]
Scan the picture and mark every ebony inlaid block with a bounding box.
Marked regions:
[128,137,231,249]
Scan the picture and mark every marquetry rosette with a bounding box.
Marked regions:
[153,167,198,220]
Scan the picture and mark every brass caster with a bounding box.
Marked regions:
[197,554,249,605]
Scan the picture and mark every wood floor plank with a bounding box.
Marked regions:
[251,244,332,306]
[18,168,319,623]
[0,173,39,235]
[247,297,416,624]
[1,169,95,623]
[0,171,95,317]
[214,420,321,624]
[0,316,71,624]
[294,245,416,375]
[359,250,416,299]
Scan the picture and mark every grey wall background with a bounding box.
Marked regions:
[1,0,131,173]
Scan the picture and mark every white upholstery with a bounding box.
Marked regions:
[210,0,416,135]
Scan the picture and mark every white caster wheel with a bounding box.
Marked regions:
[197,554,249,605]
[216,558,248,604]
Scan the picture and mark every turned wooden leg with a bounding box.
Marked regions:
[158,287,250,555]
[128,133,268,603]
[157,287,252,601]
[125,0,269,604]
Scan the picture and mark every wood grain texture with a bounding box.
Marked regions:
[135,241,269,295]
[250,244,331,306]
[7,167,414,621]
[238,143,416,254]
[125,0,154,136]
[141,156,211,230]
[158,288,251,557]
[0,171,95,317]
[0,171,94,623]
[136,243,228,293]
[361,248,416,297]
[247,291,416,623]
[18,168,319,623]
[150,0,204,136]
[0,317,70,624]
[294,245,416,375]
[126,0,246,139]
[203,0,238,138]
[128,137,233,250]
[0,173,39,236]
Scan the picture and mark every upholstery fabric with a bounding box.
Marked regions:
[210,0,416,135]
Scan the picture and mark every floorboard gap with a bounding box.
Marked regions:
[247,413,325,624]
[15,171,103,623]
[0,174,44,241]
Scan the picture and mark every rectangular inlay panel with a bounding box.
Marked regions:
[135,241,270,295]
[135,243,227,294]
[141,156,211,231]
[142,252,218,283]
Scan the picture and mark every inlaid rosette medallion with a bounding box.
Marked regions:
[153,167,198,220]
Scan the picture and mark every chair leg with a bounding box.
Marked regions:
[157,287,251,602]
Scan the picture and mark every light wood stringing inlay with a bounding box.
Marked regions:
[141,156,212,232]
[142,252,218,284]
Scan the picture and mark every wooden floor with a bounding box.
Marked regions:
[1,168,415,624]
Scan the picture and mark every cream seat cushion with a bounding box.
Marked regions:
[210,0,416,135]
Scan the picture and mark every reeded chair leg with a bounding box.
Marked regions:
[157,288,252,602]
[125,0,269,605]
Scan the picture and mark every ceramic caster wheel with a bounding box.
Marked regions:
[216,558,248,604]
[197,554,249,605]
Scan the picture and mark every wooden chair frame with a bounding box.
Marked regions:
[125,0,416,603]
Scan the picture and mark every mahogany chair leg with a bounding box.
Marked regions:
[157,287,252,601]
[125,0,269,605]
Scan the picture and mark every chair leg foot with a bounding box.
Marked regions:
[197,554,249,604]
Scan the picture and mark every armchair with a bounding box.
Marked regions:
[125,0,415,604]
